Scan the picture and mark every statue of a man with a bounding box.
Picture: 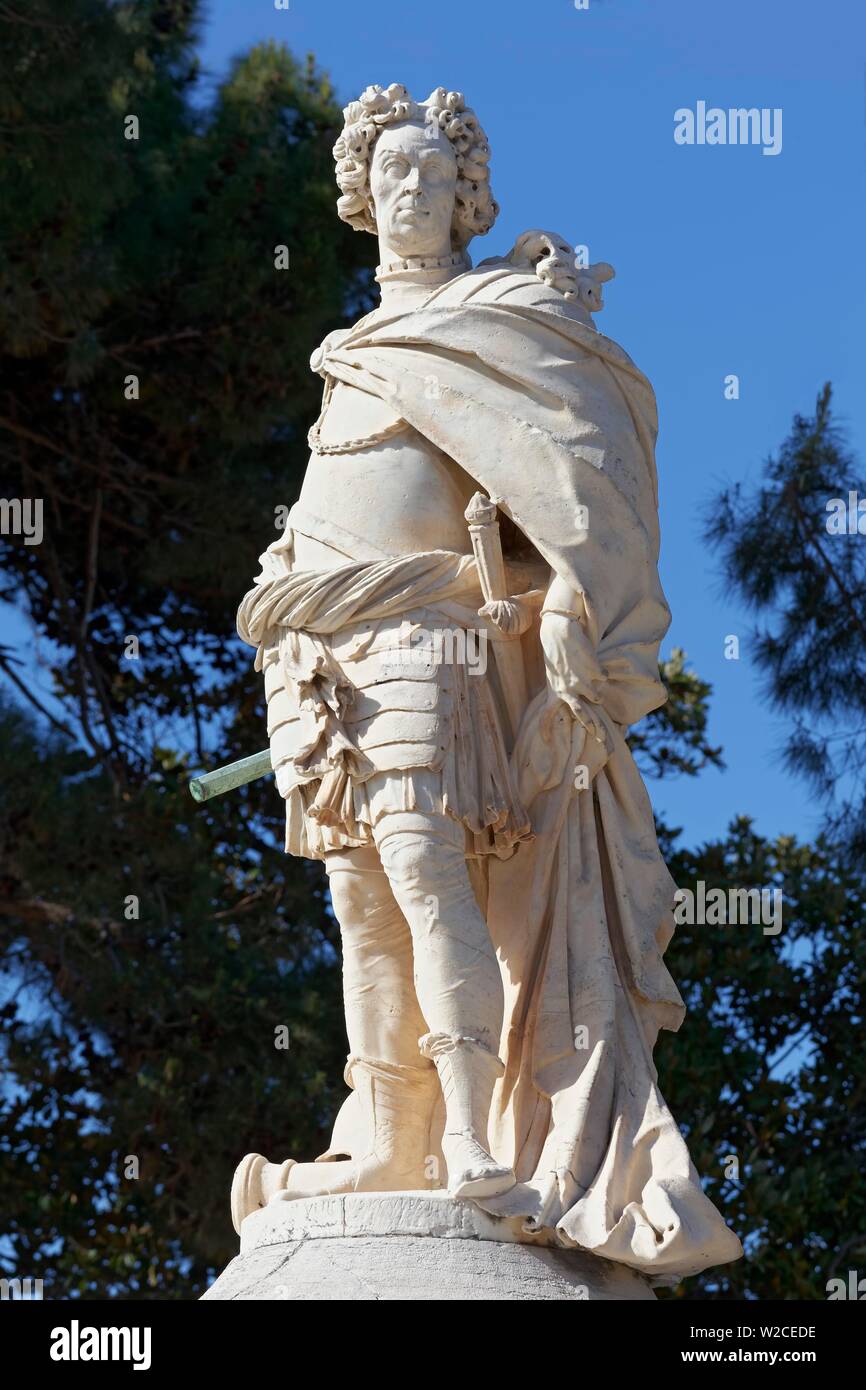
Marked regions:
[234,83,742,1280]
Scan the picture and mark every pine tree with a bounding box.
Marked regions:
[705,385,866,860]
[0,0,376,1297]
[2,2,860,1303]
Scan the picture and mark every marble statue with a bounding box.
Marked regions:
[231,83,743,1283]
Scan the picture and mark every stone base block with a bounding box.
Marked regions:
[202,1191,656,1301]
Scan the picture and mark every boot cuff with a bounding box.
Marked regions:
[418,1032,503,1071]
[345,1052,437,1089]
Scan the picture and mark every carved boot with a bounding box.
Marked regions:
[284,1055,438,1197]
[420,1032,515,1199]
[230,1055,438,1229]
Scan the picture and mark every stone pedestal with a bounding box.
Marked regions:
[202,1191,656,1301]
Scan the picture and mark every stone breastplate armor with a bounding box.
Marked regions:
[263,373,523,861]
[295,378,479,567]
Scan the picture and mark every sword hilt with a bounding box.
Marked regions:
[464,492,528,743]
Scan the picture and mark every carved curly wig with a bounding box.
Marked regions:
[333,83,498,250]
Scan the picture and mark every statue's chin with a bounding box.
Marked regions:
[381,222,447,261]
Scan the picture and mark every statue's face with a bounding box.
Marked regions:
[369,119,458,258]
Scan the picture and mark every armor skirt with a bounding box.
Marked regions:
[263,607,531,862]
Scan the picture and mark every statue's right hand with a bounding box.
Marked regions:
[479,594,536,638]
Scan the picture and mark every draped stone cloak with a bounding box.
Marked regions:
[246,254,743,1280]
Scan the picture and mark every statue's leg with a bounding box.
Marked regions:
[371,810,515,1199]
[328,844,428,1066]
[278,845,440,1199]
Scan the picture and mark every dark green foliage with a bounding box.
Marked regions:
[0,0,861,1302]
[0,0,375,1297]
[629,647,724,780]
[0,0,376,787]
[657,818,866,1300]
[705,385,866,861]
[1,698,345,1296]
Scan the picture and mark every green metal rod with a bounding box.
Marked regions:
[189,749,272,803]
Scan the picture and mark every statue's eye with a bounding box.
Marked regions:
[422,156,450,179]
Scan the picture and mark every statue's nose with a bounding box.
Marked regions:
[403,165,422,192]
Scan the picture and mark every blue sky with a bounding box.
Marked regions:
[190,0,866,847]
[5,0,865,851]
